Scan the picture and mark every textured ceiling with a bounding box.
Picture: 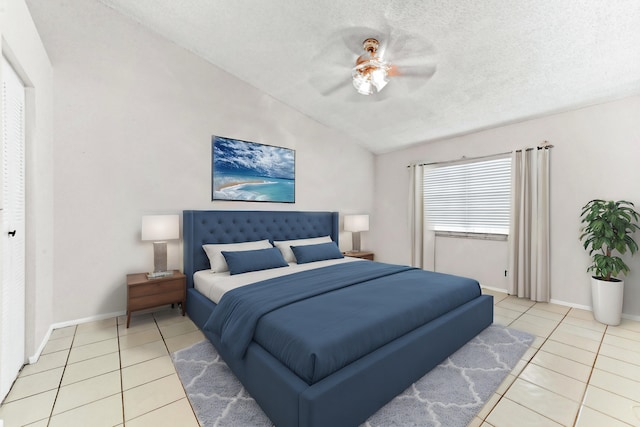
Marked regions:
[97,0,640,153]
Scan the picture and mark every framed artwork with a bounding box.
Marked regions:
[212,136,295,203]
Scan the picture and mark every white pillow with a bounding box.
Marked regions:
[273,236,332,263]
[202,239,272,273]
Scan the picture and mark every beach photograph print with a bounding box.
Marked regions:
[212,136,295,203]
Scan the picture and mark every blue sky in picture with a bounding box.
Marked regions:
[214,136,294,179]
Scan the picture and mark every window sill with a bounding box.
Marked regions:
[434,231,508,241]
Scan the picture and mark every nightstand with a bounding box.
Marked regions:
[343,251,374,261]
[126,270,186,328]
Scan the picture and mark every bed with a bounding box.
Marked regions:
[183,210,493,427]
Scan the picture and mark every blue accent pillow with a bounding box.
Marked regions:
[222,247,289,275]
[290,241,344,264]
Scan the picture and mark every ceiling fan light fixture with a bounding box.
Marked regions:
[352,74,373,95]
[370,67,389,91]
[352,38,390,96]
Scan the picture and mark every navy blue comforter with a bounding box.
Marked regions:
[204,261,481,385]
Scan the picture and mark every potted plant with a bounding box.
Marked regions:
[579,199,640,325]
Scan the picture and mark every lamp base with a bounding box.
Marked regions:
[147,271,174,279]
[351,232,361,252]
[152,241,168,273]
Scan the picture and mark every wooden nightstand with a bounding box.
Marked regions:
[126,270,186,328]
[343,251,374,261]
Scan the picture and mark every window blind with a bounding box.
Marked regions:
[423,156,511,235]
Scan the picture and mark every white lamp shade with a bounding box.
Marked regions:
[344,214,370,232]
[141,215,180,241]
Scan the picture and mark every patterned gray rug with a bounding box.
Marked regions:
[172,325,533,427]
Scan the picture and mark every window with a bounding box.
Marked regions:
[423,156,511,235]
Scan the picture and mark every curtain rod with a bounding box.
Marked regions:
[407,141,553,168]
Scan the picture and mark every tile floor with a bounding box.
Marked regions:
[475,289,640,427]
[0,309,203,427]
[0,290,639,426]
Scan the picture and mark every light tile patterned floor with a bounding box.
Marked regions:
[0,309,203,427]
[0,290,639,426]
[477,289,640,427]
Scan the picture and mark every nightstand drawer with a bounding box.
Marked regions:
[128,279,183,298]
[128,289,185,311]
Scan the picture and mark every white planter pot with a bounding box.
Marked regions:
[591,276,624,326]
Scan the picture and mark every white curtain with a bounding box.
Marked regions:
[508,148,551,301]
[408,164,435,270]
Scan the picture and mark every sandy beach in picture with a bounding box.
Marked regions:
[215,180,266,191]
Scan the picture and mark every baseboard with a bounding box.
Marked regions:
[481,288,593,312]
[28,327,54,364]
[28,310,126,364]
[542,298,640,322]
[49,310,126,330]
[622,312,640,322]
[481,285,508,294]
[549,298,591,312]
[480,289,640,321]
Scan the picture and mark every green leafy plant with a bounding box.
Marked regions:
[580,199,640,281]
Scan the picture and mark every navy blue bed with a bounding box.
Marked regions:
[183,210,493,427]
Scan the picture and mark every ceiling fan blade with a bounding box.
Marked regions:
[390,63,437,79]
[385,30,436,60]
[390,55,437,69]
[319,78,394,103]
[376,33,400,60]
[387,64,400,77]
[307,38,354,97]
[314,78,352,97]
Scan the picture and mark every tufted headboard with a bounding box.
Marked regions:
[183,210,339,288]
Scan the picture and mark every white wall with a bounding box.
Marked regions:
[26,0,374,323]
[374,95,640,316]
[434,236,509,291]
[0,0,54,358]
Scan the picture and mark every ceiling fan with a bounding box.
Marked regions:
[352,38,391,95]
[310,27,437,100]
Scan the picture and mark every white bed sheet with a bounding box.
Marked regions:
[194,257,363,304]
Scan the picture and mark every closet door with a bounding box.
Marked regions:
[0,56,26,401]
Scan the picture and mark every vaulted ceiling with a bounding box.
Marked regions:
[97,1,640,153]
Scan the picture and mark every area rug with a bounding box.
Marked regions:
[172,325,533,427]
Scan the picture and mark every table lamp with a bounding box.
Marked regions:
[141,214,179,278]
[344,214,369,252]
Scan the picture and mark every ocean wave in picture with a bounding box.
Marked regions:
[213,174,294,202]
